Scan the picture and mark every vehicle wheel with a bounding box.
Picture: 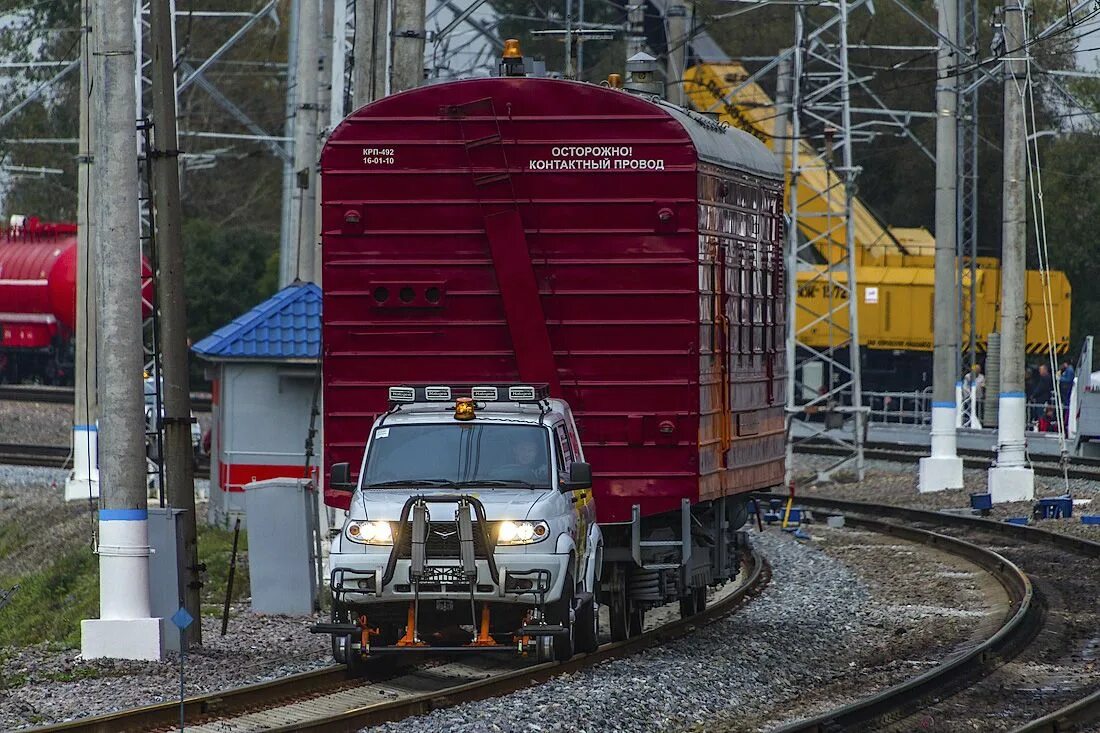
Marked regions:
[678,591,697,619]
[549,573,576,661]
[330,603,345,661]
[608,564,631,641]
[628,606,645,636]
[574,594,599,653]
[345,638,370,678]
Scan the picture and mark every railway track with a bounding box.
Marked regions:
[794,440,1100,481]
[30,543,770,733]
[0,385,212,412]
[764,494,1100,732]
[0,442,210,480]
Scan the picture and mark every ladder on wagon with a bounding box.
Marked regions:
[444,97,561,395]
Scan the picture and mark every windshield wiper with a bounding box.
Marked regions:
[363,479,459,488]
[456,479,540,488]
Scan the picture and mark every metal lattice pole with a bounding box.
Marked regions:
[785,0,867,482]
[957,0,980,375]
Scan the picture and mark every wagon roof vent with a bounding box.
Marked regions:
[625,52,662,97]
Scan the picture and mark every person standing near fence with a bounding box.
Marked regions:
[962,364,985,423]
[1030,364,1054,422]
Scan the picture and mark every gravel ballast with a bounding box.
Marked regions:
[0,613,330,730]
[794,453,1100,541]
[365,524,1002,733]
[0,463,327,730]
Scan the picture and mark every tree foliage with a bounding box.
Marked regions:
[3,0,1100,355]
[183,217,278,345]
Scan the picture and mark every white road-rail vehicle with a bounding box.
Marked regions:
[314,384,603,670]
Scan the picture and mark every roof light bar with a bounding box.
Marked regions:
[471,386,499,401]
[387,384,550,405]
[388,386,415,402]
[508,385,537,401]
[424,386,452,401]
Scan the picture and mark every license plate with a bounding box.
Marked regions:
[435,600,454,612]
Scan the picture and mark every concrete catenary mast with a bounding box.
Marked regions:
[149,0,202,647]
[81,0,163,661]
[67,0,98,504]
[988,1,1034,502]
[279,0,300,288]
[292,0,320,283]
[664,4,687,106]
[392,0,427,92]
[919,0,964,492]
[353,0,387,105]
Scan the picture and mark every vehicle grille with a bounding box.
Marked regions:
[394,521,495,558]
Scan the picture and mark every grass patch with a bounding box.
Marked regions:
[0,521,29,561]
[0,522,252,648]
[198,523,250,613]
[0,548,98,648]
[41,666,101,683]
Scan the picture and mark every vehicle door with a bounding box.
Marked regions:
[554,423,594,575]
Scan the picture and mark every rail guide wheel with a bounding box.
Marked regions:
[608,563,644,641]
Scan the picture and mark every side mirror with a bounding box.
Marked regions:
[561,462,592,492]
[330,462,354,493]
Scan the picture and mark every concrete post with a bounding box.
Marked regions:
[920,0,964,492]
[279,0,300,288]
[988,2,1034,502]
[353,0,388,106]
[665,5,687,106]
[627,2,647,60]
[391,0,425,92]
[150,0,201,647]
[292,0,319,283]
[82,0,163,661]
[67,0,99,503]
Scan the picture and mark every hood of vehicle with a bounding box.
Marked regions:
[350,487,547,521]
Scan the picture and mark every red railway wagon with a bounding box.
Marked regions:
[0,218,155,384]
[321,72,786,617]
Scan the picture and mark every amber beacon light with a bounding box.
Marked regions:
[454,397,477,421]
[502,39,522,59]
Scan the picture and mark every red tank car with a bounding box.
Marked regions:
[320,67,786,637]
[0,218,154,383]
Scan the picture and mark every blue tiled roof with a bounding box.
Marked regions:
[192,282,320,361]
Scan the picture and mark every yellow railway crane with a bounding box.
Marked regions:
[684,62,1071,389]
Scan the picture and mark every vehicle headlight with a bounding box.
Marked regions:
[345,520,393,545]
[497,520,550,545]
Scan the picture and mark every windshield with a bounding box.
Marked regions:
[362,423,552,489]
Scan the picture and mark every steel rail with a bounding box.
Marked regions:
[770,512,1037,732]
[761,493,1100,559]
[0,385,213,412]
[27,666,352,733]
[794,441,1100,481]
[266,545,771,733]
[30,544,770,733]
[0,442,211,479]
[762,493,1100,732]
[1010,688,1100,732]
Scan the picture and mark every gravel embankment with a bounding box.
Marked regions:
[0,462,326,730]
[366,525,1001,733]
[0,613,330,730]
[793,454,1100,541]
[0,401,73,445]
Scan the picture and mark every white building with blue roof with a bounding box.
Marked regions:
[192,282,322,524]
